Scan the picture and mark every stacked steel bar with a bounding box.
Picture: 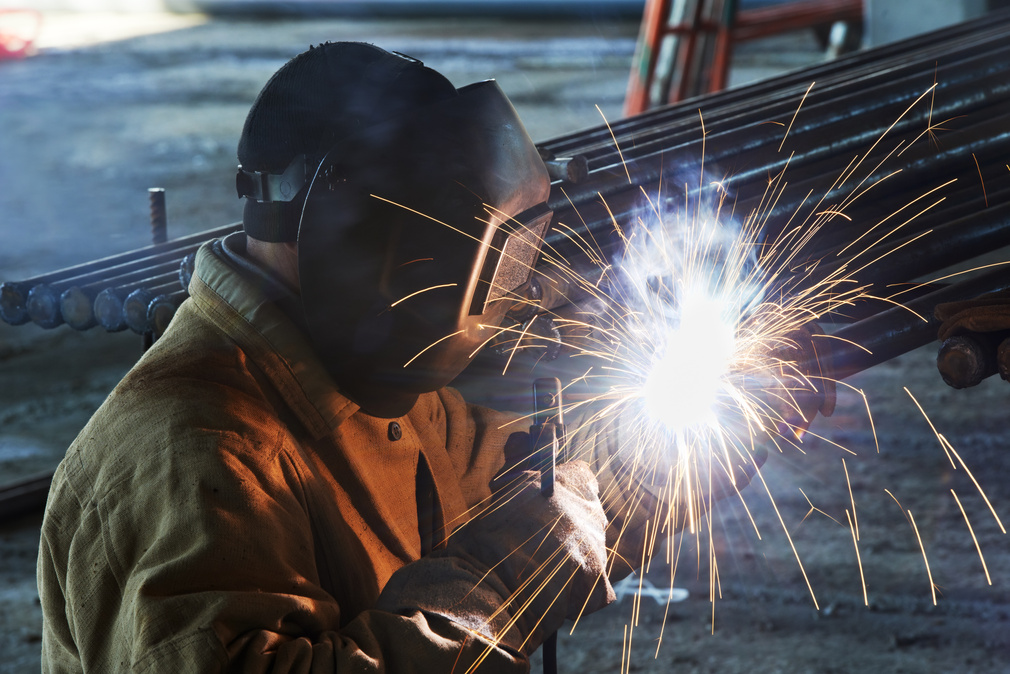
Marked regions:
[0,223,241,334]
[525,9,1010,380]
[3,10,1010,378]
[540,10,1010,266]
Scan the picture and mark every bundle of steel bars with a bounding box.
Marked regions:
[0,223,240,336]
[532,8,1010,380]
[3,9,1010,380]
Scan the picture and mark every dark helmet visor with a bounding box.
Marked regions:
[296,80,553,399]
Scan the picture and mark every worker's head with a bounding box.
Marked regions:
[237,42,552,416]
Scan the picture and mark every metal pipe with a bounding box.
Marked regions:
[541,105,1010,275]
[0,282,33,326]
[828,264,1010,380]
[148,290,187,338]
[0,223,239,326]
[794,190,1010,296]
[124,281,181,334]
[25,283,64,329]
[547,75,1010,220]
[93,286,132,333]
[179,252,196,291]
[59,285,99,331]
[54,260,188,332]
[542,12,1010,160]
[936,333,1001,389]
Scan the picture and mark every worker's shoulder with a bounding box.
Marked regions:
[66,302,292,489]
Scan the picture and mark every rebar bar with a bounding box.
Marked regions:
[828,264,1010,381]
[0,223,239,327]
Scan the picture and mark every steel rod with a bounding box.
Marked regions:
[124,281,181,334]
[0,223,239,326]
[542,10,1010,158]
[829,264,1010,380]
[148,290,187,338]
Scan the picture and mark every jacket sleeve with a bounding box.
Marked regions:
[38,420,528,674]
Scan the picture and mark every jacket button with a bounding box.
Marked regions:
[388,421,402,441]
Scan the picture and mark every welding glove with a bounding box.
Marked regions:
[934,290,1010,385]
[935,290,1010,341]
[376,460,614,657]
[765,323,836,439]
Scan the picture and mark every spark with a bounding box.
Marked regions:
[798,487,842,527]
[754,465,820,610]
[905,387,1006,533]
[598,103,631,185]
[908,510,937,606]
[389,283,457,307]
[843,458,859,541]
[384,79,1006,667]
[401,329,465,368]
[846,509,868,606]
[951,489,993,585]
[973,152,988,206]
[942,438,1006,534]
[620,624,629,674]
[904,387,958,468]
[779,81,815,152]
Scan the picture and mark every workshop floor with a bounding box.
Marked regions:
[1,11,1008,673]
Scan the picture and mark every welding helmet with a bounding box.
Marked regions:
[237,43,551,416]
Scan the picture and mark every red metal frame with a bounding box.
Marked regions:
[624,0,863,116]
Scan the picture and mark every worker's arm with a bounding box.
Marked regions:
[38,408,613,673]
[37,423,536,673]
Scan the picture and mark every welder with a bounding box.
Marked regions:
[36,43,807,672]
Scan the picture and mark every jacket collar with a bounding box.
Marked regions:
[189,232,359,438]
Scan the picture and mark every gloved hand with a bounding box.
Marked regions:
[764,322,836,440]
[935,289,1010,340]
[376,460,614,656]
[933,289,1010,387]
